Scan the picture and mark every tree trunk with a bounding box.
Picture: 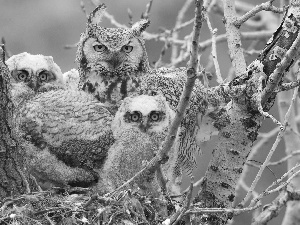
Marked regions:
[0,47,32,201]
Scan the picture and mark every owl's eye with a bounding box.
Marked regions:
[150,112,160,122]
[93,44,107,52]
[130,112,141,122]
[39,71,49,82]
[17,70,29,81]
[122,45,133,53]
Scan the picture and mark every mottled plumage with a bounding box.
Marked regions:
[98,95,176,196]
[76,4,150,111]
[16,89,114,188]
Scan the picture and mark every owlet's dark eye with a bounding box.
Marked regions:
[93,44,106,52]
[122,45,133,53]
[150,112,160,121]
[39,71,49,82]
[130,112,141,122]
[17,70,29,81]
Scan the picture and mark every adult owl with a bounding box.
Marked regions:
[97,94,177,196]
[15,88,114,188]
[76,4,205,188]
[76,4,150,112]
[6,52,64,94]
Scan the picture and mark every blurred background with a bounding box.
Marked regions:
[0,0,288,224]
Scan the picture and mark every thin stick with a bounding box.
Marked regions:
[171,0,193,63]
[234,1,283,28]
[268,150,300,166]
[205,14,223,83]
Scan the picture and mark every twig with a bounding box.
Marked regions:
[199,30,273,52]
[239,180,259,199]
[223,0,247,76]
[80,0,88,18]
[249,163,300,209]
[171,177,194,225]
[64,42,78,49]
[142,0,153,20]
[103,11,128,29]
[127,8,133,26]
[267,169,300,195]
[244,49,262,56]
[275,79,300,92]
[205,13,223,83]
[185,203,262,216]
[234,1,284,28]
[154,36,171,69]
[268,150,300,166]
[1,37,12,59]
[171,0,193,64]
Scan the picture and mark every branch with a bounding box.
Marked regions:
[234,1,284,28]
[171,0,193,64]
[252,189,300,225]
[204,13,223,83]
[222,0,247,76]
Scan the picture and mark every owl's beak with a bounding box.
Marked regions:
[108,57,122,69]
[139,119,150,132]
[27,81,40,92]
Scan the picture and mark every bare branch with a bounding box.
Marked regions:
[205,13,223,83]
[141,0,153,20]
[234,1,284,28]
[222,0,247,76]
[252,189,300,225]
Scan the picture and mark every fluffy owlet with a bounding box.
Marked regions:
[97,95,177,196]
[6,52,64,94]
[76,4,150,112]
[62,68,80,90]
[16,88,114,188]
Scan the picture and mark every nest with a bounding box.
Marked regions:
[0,188,179,225]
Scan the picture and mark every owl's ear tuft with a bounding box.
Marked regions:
[131,19,150,36]
[88,4,107,26]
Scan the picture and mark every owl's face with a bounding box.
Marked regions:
[76,4,150,107]
[112,95,175,139]
[6,52,64,93]
[83,27,145,76]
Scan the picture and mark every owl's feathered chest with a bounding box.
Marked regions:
[82,69,144,110]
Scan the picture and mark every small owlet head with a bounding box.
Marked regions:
[6,52,64,93]
[112,94,175,139]
[76,4,150,105]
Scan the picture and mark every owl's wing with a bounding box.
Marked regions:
[19,89,114,172]
[23,141,98,189]
[139,67,203,178]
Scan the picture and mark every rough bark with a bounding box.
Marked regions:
[0,47,31,201]
[192,1,300,224]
